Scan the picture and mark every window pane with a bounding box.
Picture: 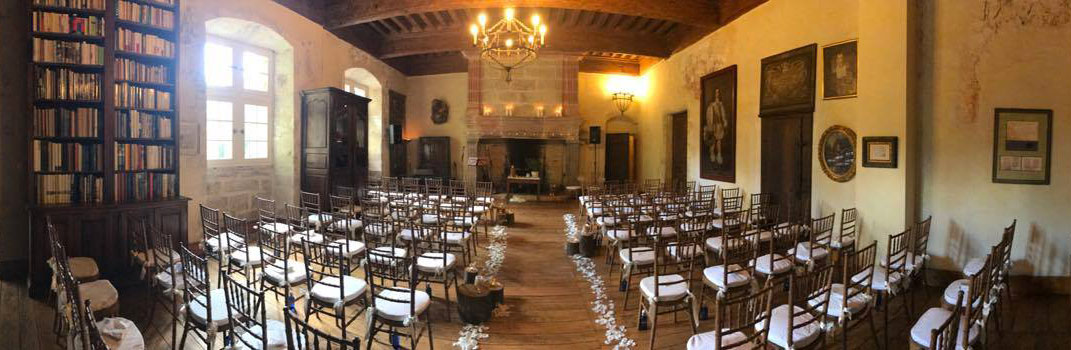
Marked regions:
[207,141,232,160]
[206,100,232,121]
[243,52,269,91]
[204,43,233,87]
[244,141,268,159]
[353,86,366,97]
[245,123,268,142]
[244,104,268,123]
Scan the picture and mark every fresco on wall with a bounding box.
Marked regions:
[700,65,737,182]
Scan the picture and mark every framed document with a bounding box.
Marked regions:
[862,136,897,168]
[992,108,1052,185]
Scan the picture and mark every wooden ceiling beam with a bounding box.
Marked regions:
[579,56,639,76]
[325,0,721,30]
[378,27,672,59]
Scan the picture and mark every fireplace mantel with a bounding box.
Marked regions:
[466,116,584,141]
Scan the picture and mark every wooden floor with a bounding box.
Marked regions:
[2,201,1069,349]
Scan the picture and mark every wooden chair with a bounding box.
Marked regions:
[256,196,290,238]
[285,204,322,259]
[832,208,857,249]
[259,218,307,302]
[910,255,990,350]
[753,219,798,285]
[284,307,361,349]
[706,194,745,259]
[639,233,698,349]
[766,264,834,350]
[440,197,475,267]
[326,194,364,237]
[927,292,966,350]
[716,187,742,217]
[364,243,434,350]
[413,208,459,321]
[199,204,233,274]
[618,212,658,310]
[301,191,333,230]
[301,239,369,339]
[909,216,933,289]
[666,214,707,283]
[222,274,287,349]
[145,225,185,349]
[826,240,880,350]
[790,214,834,269]
[178,244,231,350]
[222,213,264,286]
[687,285,774,350]
[874,228,912,349]
[324,195,368,274]
[700,230,758,308]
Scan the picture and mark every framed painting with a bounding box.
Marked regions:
[760,44,817,117]
[819,125,856,182]
[700,65,737,182]
[992,108,1052,185]
[822,40,858,99]
[862,136,897,168]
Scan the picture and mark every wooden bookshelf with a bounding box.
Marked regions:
[26,0,186,297]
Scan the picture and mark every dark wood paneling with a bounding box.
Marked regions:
[761,114,812,213]
[671,112,688,183]
[604,133,633,182]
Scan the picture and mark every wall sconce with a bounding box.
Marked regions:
[612,92,634,116]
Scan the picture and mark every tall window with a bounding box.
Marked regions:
[205,37,273,162]
[344,79,368,97]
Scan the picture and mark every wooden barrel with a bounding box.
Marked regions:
[565,240,580,256]
[456,284,494,324]
[488,282,504,306]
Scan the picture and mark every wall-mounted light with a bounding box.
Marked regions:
[612,92,634,116]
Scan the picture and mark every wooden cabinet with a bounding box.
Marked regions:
[301,88,370,208]
[388,90,408,177]
[417,136,452,181]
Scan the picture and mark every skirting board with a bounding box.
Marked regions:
[923,268,1070,296]
[0,259,28,281]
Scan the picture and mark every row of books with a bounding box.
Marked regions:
[115,143,173,170]
[33,38,104,65]
[115,172,176,202]
[35,68,101,101]
[33,12,104,36]
[116,110,171,139]
[32,140,102,172]
[116,0,174,29]
[33,0,106,11]
[115,58,169,84]
[114,82,171,109]
[34,107,100,138]
[116,28,174,57]
[36,174,103,205]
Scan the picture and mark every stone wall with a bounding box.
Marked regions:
[477,55,566,118]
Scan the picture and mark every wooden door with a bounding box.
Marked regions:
[761,114,813,214]
[604,133,633,182]
[388,90,407,177]
[671,112,688,183]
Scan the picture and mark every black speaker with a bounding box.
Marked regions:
[589,126,601,144]
[389,124,403,145]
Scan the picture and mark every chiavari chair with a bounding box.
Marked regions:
[790,213,834,269]
[716,187,741,217]
[706,194,744,260]
[687,285,774,350]
[440,195,476,266]
[666,214,708,282]
[604,201,642,275]
[425,178,444,201]
[256,196,290,238]
[284,307,362,349]
[618,208,659,310]
[201,204,236,279]
[324,195,367,273]
[178,244,231,350]
[927,291,966,350]
[909,215,933,291]
[222,274,287,349]
[643,178,662,194]
[301,239,369,339]
[52,231,120,345]
[639,233,698,348]
[260,218,307,302]
[753,217,798,286]
[766,264,834,350]
[222,213,265,286]
[825,240,880,350]
[699,229,758,310]
[413,208,459,321]
[911,254,991,350]
[873,228,912,349]
[685,185,717,221]
[364,244,434,350]
[300,191,333,230]
[286,204,323,259]
[832,208,857,250]
[146,225,186,348]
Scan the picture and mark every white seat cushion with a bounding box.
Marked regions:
[753,254,793,276]
[416,252,457,273]
[604,229,631,241]
[472,205,489,214]
[235,319,287,350]
[328,219,363,233]
[205,234,244,252]
[910,307,981,349]
[789,242,829,262]
[666,243,704,260]
[154,265,201,293]
[442,230,471,244]
[646,226,678,237]
[263,261,307,285]
[596,216,620,227]
[703,264,753,289]
[687,330,758,350]
[229,246,265,266]
[365,222,394,236]
[453,216,478,227]
[328,240,366,258]
[586,207,607,217]
[95,317,145,350]
[289,231,324,244]
[830,234,855,249]
[942,279,983,308]
[374,289,431,322]
[705,236,732,252]
[962,258,985,276]
[761,304,823,349]
[187,288,229,327]
[79,279,119,312]
[881,253,923,272]
[310,276,367,304]
[307,213,333,226]
[810,283,871,317]
[855,266,902,292]
[133,249,180,268]
[618,248,656,265]
[640,274,689,301]
[398,228,427,241]
[421,214,441,224]
[260,222,291,235]
[746,229,773,242]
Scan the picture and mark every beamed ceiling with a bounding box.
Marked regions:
[272,0,767,76]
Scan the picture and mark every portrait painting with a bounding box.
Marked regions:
[823,40,857,99]
[992,108,1052,185]
[760,44,817,116]
[700,65,737,182]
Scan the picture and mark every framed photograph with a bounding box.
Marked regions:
[819,125,856,182]
[760,44,817,117]
[822,40,858,99]
[700,65,737,182]
[862,136,897,168]
[992,108,1052,184]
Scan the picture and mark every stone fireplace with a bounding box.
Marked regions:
[462,53,583,192]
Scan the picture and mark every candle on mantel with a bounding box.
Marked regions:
[536,105,545,118]
[555,105,563,117]
[483,106,493,116]
[505,104,514,117]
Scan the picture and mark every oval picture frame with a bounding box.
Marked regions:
[818,125,857,182]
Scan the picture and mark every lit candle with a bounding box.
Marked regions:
[555,105,563,117]
[505,8,514,21]
[536,105,545,117]
[483,105,492,116]
[469,24,479,45]
[478,13,487,29]
[539,25,546,45]
[505,104,514,117]
[505,38,513,48]
[532,14,540,27]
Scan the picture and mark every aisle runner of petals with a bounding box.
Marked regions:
[564,214,636,350]
[453,225,509,350]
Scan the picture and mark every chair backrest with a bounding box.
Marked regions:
[963,253,992,347]
[148,224,179,290]
[913,215,932,258]
[885,228,912,282]
[747,202,779,232]
[365,247,418,319]
[720,187,741,204]
[998,220,1016,279]
[749,192,775,210]
[715,285,774,349]
[259,218,292,295]
[300,191,323,219]
[80,299,110,350]
[285,308,360,349]
[223,213,250,254]
[179,245,211,324]
[809,213,835,249]
[285,204,311,234]
[839,208,858,244]
[787,264,834,349]
[643,178,662,194]
[200,204,222,247]
[721,195,746,233]
[328,195,357,239]
[722,230,759,276]
[767,222,800,267]
[223,274,270,350]
[931,291,965,350]
[360,188,387,220]
[334,185,357,201]
[650,237,690,300]
[255,196,277,226]
[841,241,877,318]
[302,239,353,302]
[424,178,443,196]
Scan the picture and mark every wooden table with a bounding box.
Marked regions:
[506,176,542,201]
